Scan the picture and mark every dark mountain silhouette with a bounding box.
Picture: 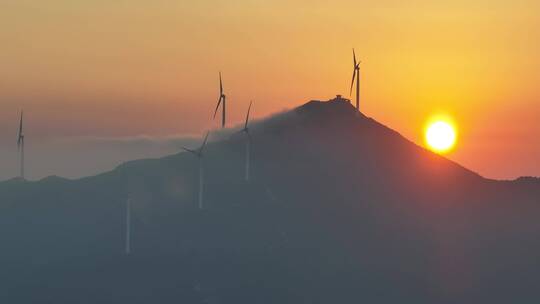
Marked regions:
[0,97,539,303]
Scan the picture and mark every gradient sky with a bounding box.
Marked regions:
[1,0,539,180]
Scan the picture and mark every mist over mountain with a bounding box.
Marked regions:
[1,97,539,303]
[0,134,205,181]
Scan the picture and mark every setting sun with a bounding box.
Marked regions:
[425,120,457,153]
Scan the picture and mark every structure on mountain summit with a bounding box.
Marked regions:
[331,95,350,103]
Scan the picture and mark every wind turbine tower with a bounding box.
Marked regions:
[17,111,25,179]
[213,72,227,128]
[350,49,361,112]
[182,132,210,209]
[125,196,131,255]
[240,101,253,181]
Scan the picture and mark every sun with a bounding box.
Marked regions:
[425,120,457,153]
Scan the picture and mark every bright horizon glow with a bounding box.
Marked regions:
[425,120,457,153]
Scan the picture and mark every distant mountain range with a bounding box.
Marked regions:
[1,97,539,303]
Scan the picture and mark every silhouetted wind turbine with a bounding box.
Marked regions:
[240,101,253,181]
[17,111,25,179]
[182,132,210,209]
[213,72,227,128]
[125,196,131,255]
[349,49,361,112]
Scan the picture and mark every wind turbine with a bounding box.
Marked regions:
[349,49,361,112]
[182,132,210,209]
[213,72,227,128]
[125,196,131,255]
[240,101,253,181]
[17,111,25,179]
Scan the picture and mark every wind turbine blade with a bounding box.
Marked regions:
[18,111,23,135]
[17,111,23,146]
[19,111,23,134]
[244,100,252,129]
[219,72,223,95]
[213,96,222,119]
[353,48,357,66]
[200,131,210,153]
[349,69,356,96]
[181,147,197,154]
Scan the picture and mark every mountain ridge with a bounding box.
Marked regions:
[1,97,537,184]
[0,97,539,303]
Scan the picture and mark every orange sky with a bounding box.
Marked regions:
[1,0,539,179]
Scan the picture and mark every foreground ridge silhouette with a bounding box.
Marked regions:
[0,97,539,304]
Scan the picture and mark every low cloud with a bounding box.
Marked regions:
[0,133,212,181]
[0,108,292,181]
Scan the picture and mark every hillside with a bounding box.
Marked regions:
[0,97,539,303]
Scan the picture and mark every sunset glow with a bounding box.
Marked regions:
[0,1,539,179]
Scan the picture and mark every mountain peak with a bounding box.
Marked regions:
[295,95,364,119]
